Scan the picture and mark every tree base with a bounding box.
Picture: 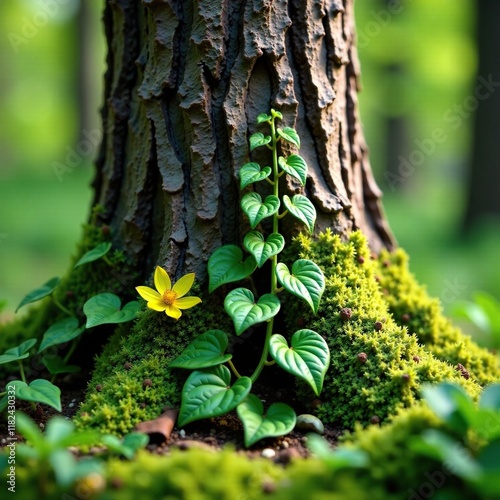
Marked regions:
[69,230,499,434]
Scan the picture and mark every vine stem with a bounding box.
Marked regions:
[227,359,243,379]
[250,113,280,383]
[52,295,73,316]
[18,361,36,410]
[18,360,27,384]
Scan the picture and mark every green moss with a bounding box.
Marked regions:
[283,230,486,428]
[101,448,283,499]
[5,406,474,500]
[75,291,233,434]
[336,403,477,498]
[376,248,500,386]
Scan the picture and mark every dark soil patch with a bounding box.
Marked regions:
[1,375,343,464]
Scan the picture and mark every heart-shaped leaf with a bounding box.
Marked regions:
[271,109,283,120]
[170,330,232,369]
[241,193,280,229]
[39,318,85,353]
[42,356,80,375]
[283,194,316,233]
[278,154,308,185]
[269,330,330,395]
[0,338,37,365]
[74,242,112,268]
[177,365,252,427]
[237,394,296,447]
[277,127,300,147]
[256,113,272,124]
[83,293,140,328]
[243,231,285,268]
[9,379,62,411]
[224,288,281,335]
[16,277,60,312]
[249,132,271,151]
[239,162,272,189]
[208,245,257,293]
[276,259,325,313]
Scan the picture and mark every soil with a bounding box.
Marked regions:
[1,377,343,464]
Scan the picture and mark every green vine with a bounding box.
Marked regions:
[169,109,330,446]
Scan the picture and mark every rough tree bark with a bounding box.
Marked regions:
[92,0,395,287]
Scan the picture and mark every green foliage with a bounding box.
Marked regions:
[409,383,500,497]
[101,433,149,460]
[5,380,61,412]
[83,293,140,328]
[240,192,280,228]
[177,365,252,427]
[15,413,103,489]
[171,109,329,445]
[208,245,257,293]
[0,413,147,498]
[284,230,488,428]
[452,291,500,350]
[0,338,62,412]
[15,277,60,313]
[224,288,280,335]
[243,231,285,268]
[375,248,500,386]
[0,338,37,364]
[38,318,85,353]
[0,228,141,414]
[237,394,296,447]
[169,330,232,369]
[269,330,330,396]
[74,242,112,268]
[75,299,233,434]
[276,259,324,314]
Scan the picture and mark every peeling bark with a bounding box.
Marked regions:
[93,0,395,285]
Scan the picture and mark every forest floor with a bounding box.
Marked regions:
[0,377,343,463]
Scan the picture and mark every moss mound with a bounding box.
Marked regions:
[284,230,494,428]
[375,248,500,386]
[75,292,232,434]
[75,229,500,434]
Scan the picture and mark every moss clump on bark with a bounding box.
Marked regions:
[283,230,494,428]
[375,248,500,386]
[74,290,232,434]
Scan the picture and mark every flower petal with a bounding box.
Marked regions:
[172,273,196,298]
[136,286,162,302]
[147,299,168,312]
[154,266,171,294]
[165,305,182,320]
[175,297,202,310]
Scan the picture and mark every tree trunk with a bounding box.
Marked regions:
[463,0,500,232]
[92,0,395,288]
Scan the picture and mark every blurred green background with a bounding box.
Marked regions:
[0,0,499,322]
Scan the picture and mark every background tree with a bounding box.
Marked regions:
[463,0,500,232]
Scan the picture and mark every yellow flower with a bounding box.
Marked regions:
[136,266,202,320]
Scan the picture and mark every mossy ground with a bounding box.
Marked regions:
[283,230,497,428]
[2,229,500,498]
